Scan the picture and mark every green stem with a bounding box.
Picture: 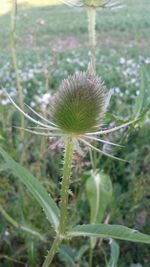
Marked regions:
[87,6,97,73]
[42,237,61,267]
[87,9,98,263]
[11,0,25,138]
[59,137,74,235]
[89,246,93,267]
[42,137,74,267]
[0,204,18,228]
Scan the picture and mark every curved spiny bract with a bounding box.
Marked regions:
[6,71,135,162]
[60,0,122,9]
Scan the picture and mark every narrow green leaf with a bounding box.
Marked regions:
[0,163,9,172]
[59,245,76,267]
[86,170,112,224]
[108,240,120,267]
[0,147,60,231]
[20,225,46,242]
[68,224,150,244]
[134,67,145,118]
[76,245,89,261]
[86,170,113,248]
[0,134,5,140]
[28,241,36,267]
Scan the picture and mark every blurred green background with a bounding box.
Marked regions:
[0,0,150,266]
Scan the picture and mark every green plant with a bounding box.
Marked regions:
[1,71,150,267]
[1,0,148,264]
[10,0,25,138]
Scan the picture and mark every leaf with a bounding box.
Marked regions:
[76,245,89,261]
[134,67,145,118]
[0,146,60,231]
[108,240,120,267]
[59,244,89,267]
[28,241,36,267]
[133,66,150,119]
[86,170,112,224]
[20,225,46,242]
[0,134,5,140]
[0,163,9,172]
[59,245,76,267]
[86,170,113,248]
[68,224,150,244]
[130,264,143,267]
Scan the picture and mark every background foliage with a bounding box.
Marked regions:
[0,0,150,266]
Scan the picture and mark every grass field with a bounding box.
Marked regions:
[1,0,150,113]
[0,1,150,266]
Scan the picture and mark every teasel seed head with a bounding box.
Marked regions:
[5,69,137,162]
[60,0,124,9]
[50,72,107,135]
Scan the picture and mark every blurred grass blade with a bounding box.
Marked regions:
[28,241,36,267]
[68,224,150,244]
[0,134,5,140]
[76,245,89,261]
[0,147,60,231]
[130,264,143,267]
[108,240,120,267]
[59,245,76,267]
[0,204,46,242]
[0,163,9,172]
[0,204,18,228]
[20,225,46,242]
[133,67,146,118]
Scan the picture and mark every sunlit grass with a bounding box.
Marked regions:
[0,0,60,15]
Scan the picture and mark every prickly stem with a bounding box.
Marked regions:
[42,137,74,267]
[59,137,74,235]
[42,237,61,267]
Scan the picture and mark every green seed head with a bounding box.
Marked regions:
[50,72,107,135]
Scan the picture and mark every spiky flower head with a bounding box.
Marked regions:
[50,72,107,135]
[5,70,136,161]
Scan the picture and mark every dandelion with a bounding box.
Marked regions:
[6,71,136,161]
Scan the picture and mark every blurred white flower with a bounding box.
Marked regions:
[1,99,10,106]
[119,57,125,64]
[41,92,53,112]
[4,230,10,236]
[37,19,45,26]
